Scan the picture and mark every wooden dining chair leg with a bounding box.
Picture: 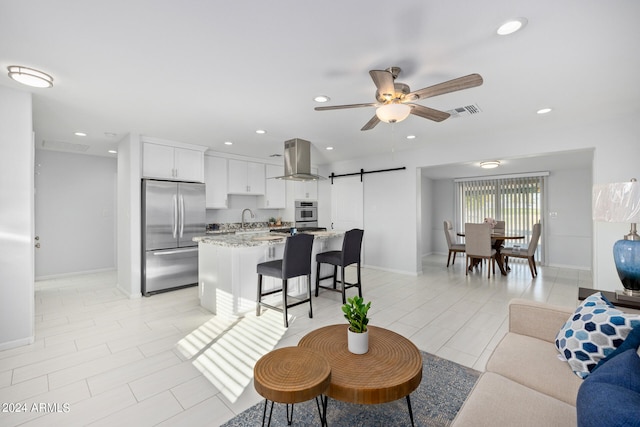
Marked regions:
[447,251,453,267]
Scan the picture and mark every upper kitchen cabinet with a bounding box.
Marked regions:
[261,164,286,209]
[204,156,228,208]
[294,168,318,200]
[228,159,265,195]
[142,137,207,182]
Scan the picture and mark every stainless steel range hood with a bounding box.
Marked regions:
[274,138,325,181]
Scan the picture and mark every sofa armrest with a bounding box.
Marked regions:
[508,299,574,343]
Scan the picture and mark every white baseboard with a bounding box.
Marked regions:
[35,267,116,281]
[362,264,419,277]
[0,335,35,352]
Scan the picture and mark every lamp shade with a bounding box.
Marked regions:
[376,103,411,123]
[592,180,640,223]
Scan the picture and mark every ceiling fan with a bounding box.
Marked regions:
[315,66,483,131]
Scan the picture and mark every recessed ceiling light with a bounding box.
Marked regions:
[7,65,54,88]
[497,18,528,35]
[224,141,233,145]
[108,150,117,154]
[314,95,330,103]
[537,108,552,114]
[74,132,87,137]
[480,161,501,169]
[255,129,266,134]
[406,135,416,140]
[326,146,334,150]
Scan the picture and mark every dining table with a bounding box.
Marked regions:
[457,231,524,275]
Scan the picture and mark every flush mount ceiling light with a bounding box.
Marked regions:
[497,17,528,35]
[7,65,54,88]
[480,161,501,169]
[314,95,330,103]
[376,103,412,124]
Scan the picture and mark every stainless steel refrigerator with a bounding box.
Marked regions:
[142,179,205,295]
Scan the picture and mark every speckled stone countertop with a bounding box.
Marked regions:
[193,230,344,248]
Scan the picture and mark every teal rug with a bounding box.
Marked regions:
[222,351,480,426]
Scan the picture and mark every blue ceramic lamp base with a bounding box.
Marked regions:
[614,239,640,297]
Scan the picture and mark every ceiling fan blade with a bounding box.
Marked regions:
[361,115,380,131]
[409,104,450,122]
[369,70,395,99]
[315,102,376,111]
[407,73,483,101]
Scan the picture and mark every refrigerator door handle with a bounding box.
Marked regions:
[172,194,178,239]
[179,194,185,238]
[152,247,198,256]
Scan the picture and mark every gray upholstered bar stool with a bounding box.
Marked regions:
[315,229,364,304]
[257,233,314,328]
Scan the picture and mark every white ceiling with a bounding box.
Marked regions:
[1,0,638,177]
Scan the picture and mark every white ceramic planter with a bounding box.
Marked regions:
[347,327,369,354]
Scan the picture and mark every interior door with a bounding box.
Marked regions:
[331,176,364,261]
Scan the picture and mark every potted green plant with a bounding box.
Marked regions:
[268,217,276,226]
[342,296,371,354]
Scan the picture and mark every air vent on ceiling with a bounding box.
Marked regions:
[446,104,482,118]
[42,140,90,152]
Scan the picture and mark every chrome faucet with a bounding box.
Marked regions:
[241,208,255,228]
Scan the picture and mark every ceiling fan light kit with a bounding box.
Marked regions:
[480,161,500,169]
[315,66,483,131]
[7,65,54,88]
[376,103,411,123]
[497,18,528,35]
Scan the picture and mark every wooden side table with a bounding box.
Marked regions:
[253,346,331,426]
[298,325,423,426]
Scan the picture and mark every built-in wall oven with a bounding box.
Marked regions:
[295,200,318,228]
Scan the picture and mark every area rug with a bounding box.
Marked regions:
[222,351,480,427]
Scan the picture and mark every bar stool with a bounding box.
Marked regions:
[315,228,364,304]
[257,233,314,328]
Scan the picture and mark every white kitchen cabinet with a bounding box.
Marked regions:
[227,159,265,195]
[261,164,286,208]
[142,139,206,182]
[204,156,228,208]
[294,168,318,200]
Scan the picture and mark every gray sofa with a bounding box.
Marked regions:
[452,299,583,426]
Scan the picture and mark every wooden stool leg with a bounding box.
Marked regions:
[341,266,346,304]
[282,279,288,328]
[315,262,321,297]
[357,262,362,298]
[256,274,263,317]
[332,266,338,289]
[307,274,313,318]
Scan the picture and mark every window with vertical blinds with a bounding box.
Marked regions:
[455,173,546,261]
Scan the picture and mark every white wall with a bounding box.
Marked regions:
[0,86,34,350]
[323,112,639,291]
[34,150,117,278]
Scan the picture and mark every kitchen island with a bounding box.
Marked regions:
[194,230,344,318]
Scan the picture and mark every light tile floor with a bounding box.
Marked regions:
[0,255,591,426]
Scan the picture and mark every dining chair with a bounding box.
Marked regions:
[464,222,497,278]
[501,223,541,277]
[491,220,506,249]
[444,220,466,267]
[256,233,314,328]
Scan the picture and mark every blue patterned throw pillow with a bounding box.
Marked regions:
[555,292,640,378]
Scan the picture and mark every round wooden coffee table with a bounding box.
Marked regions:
[298,325,422,426]
[254,346,331,426]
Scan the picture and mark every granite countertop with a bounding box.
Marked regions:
[194,230,345,248]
